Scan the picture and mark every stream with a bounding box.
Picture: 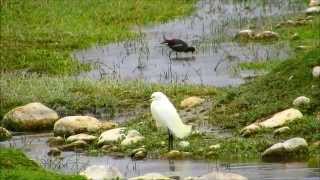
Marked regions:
[1,133,319,179]
[74,0,305,86]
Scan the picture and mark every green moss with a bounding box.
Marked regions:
[0,148,85,180]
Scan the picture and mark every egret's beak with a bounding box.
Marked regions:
[160,41,168,45]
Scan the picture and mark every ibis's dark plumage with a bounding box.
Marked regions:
[161,36,195,57]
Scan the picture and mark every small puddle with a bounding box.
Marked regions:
[74,0,306,86]
[1,134,319,179]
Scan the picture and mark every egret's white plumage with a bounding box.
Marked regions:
[150,92,192,139]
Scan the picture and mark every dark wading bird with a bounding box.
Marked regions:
[161,35,195,58]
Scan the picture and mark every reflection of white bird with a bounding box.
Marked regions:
[150,92,192,151]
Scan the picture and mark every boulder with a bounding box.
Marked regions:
[0,127,12,141]
[178,141,190,148]
[254,31,279,40]
[47,148,62,156]
[129,173,171,180]
[309,0,320,6]
[262,137,308,160]
[180,96,205,108]
[47,136,65,147]
[2,102,59,131]
[66,133,97,143]
[235,29,255,39]
[121,129,144,146]
[187,171,247,180]
[306,6,320,14]
[241,108,303,136]
[209,144,221,150]
[80,165,124,180]
[293,96,310,106]
[98,128,126,145]
[54,116,105,137]
[131,148,147,160]
[166,150,183,160]
[273,126,290,135]
[312,66,320,78]
[59,140,88,151]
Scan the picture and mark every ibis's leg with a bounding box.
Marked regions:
[168,129,173,151]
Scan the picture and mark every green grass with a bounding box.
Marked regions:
[0,0,196,75]
[0,148,85,180]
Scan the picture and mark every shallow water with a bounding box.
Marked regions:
[74,0,306,86]
[1,133,319,179]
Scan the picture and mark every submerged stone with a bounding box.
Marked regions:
[0,127,12,141]
[66,133,97,143]
[80,165,124,180]
[47,136,64,147]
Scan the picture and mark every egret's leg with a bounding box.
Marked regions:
[168,129,173,151]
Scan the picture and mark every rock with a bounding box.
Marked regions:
[80,165,124,180]
[47,136,65,147]
[235,29,255,39]
[99,121,118,132]
[241,108,303,136]
[0,127,12,141]
[311,141,320,148]
[309,0,320,7]
[312,66,320,78]
[306,6,320,14]
[293,96,310,106]
[255,31,279,40]
[129,173,171,180]
[131,148,147,160]
[121,129,144,146]
[166,150,183,160]
[47,148,62,156]
[98,128,126,145]
[59,140,88,151]
[209,144,221,150]
[180,96,205,108]
[54,116,101,137]
[66,133,97,143]
[296,45,312,50]
[262,137,308,160]
[291,33,300,40]
[178,141,190,148]
[273,126,290,135]
[2,102,59,131]
[188,171,247,180]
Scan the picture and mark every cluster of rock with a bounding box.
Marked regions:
[275,16,314,28]
[79,165,248,180]
[306,0,320,14]
[235,30,279,41]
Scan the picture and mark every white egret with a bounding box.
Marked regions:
[150,92,192,151]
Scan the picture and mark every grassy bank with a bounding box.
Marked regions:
[0,148,85,180]
[0,0,196,75]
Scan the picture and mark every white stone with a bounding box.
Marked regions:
[312,66,320,78]
[189,171,248,180]
[66,133,97,143]
[236,29,255,39]
[180,96,205,108]
[129,173,171,180]
[241,108,303,135]
[179,141,190,148]
[209,144,221,150]
[293,96,310,106]
[0,127,12,141]
[255,31,279,40]
[121,129,144,146]
[54,116,102,137]
[2,102,59,131]
[273,126,290,135]
[306,6,320,14]
[309,0,320,6]
[98,128,126,145]
[259,108,303,128]
[262,137,308,158]
[80,165,124,180]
